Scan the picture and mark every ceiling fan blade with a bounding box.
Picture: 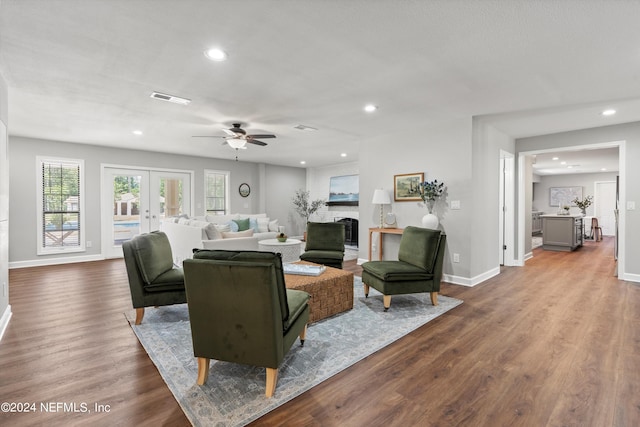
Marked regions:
[223,128,238,136]
[247,139,267,146]
[247,134,276,139]
[192,135,226,138]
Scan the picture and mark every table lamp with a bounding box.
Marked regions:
[372,189,391,228]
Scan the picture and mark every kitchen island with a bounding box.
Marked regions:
[540,214,583,252]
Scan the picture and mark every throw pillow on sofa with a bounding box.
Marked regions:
[215,223,231,233]
[268,219,279,232]
[249,218,260,232]
[233,217,250,231]
[257,217,270,233]
[221,229,254,239]
[188,220,221,240]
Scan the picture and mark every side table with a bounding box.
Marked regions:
[368,227,404,261]
[258,238,303,263]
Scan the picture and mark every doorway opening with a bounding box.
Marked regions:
[101,165,193,258]
[516,141,625,278]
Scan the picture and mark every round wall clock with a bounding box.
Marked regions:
[239,183,250,197]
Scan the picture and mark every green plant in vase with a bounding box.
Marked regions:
[292,189,326,238]
[572,195,593,215]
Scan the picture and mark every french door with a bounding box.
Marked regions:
[102,166,192,258]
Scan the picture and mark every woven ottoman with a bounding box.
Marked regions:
[284,262,354,323]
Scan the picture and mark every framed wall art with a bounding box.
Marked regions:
[394,172,424,201]
[549,186,582,207]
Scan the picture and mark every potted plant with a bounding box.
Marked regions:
[572,195,593,215]
[292,189,326,238]
[292,189,326,223]
[417,179,445,213]
[416,179,445,229]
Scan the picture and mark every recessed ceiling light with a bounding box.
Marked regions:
[602,109,616,116]
[132,130,143,135]
[601,168,607,171]
[341,153,347,157]
[552,157,559,160]
[300,160,306,165]
[560,161,567,165]
[567,165,573,169]
[204,48,227,61]
[364,104,377,113]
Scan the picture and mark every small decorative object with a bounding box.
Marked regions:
[394,172,424,201]
[238,183,250,197]
[277,232,288,242]
[417,179,446,229]
[292,189,326,224]
[562,205,570,215]
[572,195,593,215]
[384,212,397,228]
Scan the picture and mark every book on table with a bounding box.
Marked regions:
[283,263,326,276]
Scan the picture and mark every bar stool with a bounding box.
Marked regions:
[591,217,603,241]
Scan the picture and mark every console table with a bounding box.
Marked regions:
[368,227,404,261]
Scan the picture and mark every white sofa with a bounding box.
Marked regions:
[160,213,279,265]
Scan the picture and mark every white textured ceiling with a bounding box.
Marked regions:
[0,0,637,169]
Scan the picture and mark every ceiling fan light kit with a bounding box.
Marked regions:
[226,138,246,149]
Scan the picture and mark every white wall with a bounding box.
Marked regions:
[8,136,306,266]
[0,70,10,340]
[359,117,475,283]
[471,120,516,279]
[305,161,359,234]
[533,172,619,216]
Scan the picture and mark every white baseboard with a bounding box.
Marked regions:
[621,272,640,283]
[9,254,104,269]
[0,304,12,343]
[443,266,500,287]
[524,251,533,262]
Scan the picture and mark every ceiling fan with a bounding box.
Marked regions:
[193,123,276,150]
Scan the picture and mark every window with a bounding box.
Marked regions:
[204,170,229,215]
[37,157,85,254]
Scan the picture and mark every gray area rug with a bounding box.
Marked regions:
[127,276,462,426]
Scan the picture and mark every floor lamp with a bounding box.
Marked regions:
[372,189,391,229]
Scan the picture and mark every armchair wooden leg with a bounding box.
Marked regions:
[430,292,438,306]
[299,324,308,346]
[363,283,370,298]
[196,357,210,385]
[265,367,278,398]
[383,295,391,311]
[134,308,145,325]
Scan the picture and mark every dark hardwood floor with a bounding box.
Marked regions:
[1,237,638,426]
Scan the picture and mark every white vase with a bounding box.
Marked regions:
[421,213,439,229]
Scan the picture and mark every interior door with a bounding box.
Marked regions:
[102,167,191,258]
[595,181,616,236]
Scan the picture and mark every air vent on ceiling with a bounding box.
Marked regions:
[293,124,318,131]
[150,91,191,105]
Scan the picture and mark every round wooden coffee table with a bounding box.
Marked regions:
[258,238,303,263]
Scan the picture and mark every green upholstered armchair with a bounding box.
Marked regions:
[361,226,446,311]
[183,250,310,398]
[122,231,186,325]
[299,222,346,269]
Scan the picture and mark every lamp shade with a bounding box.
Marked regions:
[372,189,391,205]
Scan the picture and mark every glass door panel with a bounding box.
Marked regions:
[103,167,191,258]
